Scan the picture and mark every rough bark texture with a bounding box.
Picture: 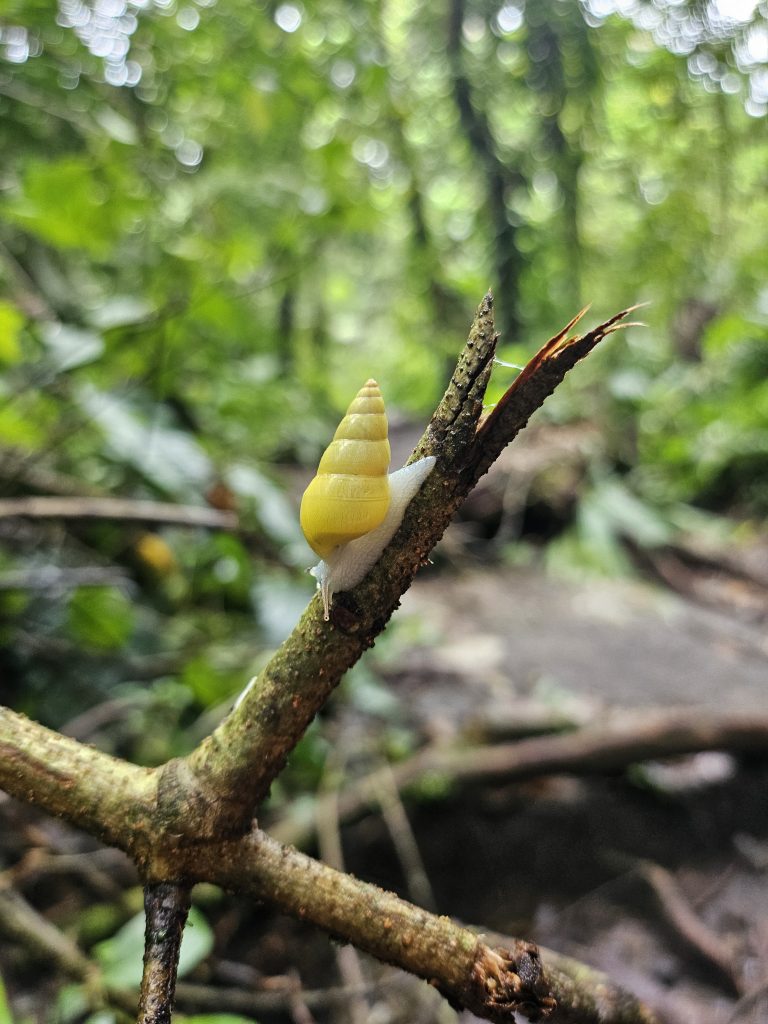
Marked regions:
[137,883,192,1024]
[0,706,155,851]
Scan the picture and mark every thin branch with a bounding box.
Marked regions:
[173,294,628,839]
[315,750,371,1024]
[373,762,437,913]
[270,708,768,849]
[0,566,131,591]
[176,828,656,1024]
[471,306,639,480]
[0,882,95,979]
[174,976,403,1015]
[137,882,192,1024]
[157,294,502,840]
[0,496,238,531]
[637,862,742,995]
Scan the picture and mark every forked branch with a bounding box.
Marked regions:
[168,295,638,842]
[0,295,655,1024]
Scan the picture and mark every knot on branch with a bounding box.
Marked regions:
[469,942,556,1022]
[154,757,254,847]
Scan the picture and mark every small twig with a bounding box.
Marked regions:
[61,696,153,742]
[0,566,132,592]
[137,882,192,1024]
[0,496,238,530]
[286,968,318,1024]
[316,752,371,1024]
[4,846,129,898]
[471,305,640,481]
[373,762,437,913]
[174,975,402,1014]
[727,980,768,1022]
[637,862,742,996]
[0,881,94,978]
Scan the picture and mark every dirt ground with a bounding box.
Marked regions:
[398,567,768,718]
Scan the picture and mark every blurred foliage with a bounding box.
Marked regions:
[0,975,12,1024]
[1,3,767,1019]
[0,0,766,747]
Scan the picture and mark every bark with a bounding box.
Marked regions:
[0,706,155,852]
[137,883,192,1024]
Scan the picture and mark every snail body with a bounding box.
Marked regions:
[300,379,436,620]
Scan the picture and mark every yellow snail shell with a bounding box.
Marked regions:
[300,379,436,620]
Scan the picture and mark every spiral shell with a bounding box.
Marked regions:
[300,378,436,621]
[300,379,391,560]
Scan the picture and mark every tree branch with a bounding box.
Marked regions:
[170,827,656,1024]
[269,708,768,850]
[0,707,156,852]
[137,882,192,1024]
[0,295,654,1023]
[166,295,632,842]
[0,496,238,531]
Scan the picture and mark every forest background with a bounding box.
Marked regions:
[1,0,767,1021]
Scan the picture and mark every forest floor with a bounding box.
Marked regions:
[5,546,768,1024]
[315,561,768,1024]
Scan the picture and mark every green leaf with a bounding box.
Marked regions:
[77,386,212,500]
[0,405,44,448]
[589,479,672,548]
[93,906,214,991]
[7,158,122,255]
[0,302,24,365]
[54,983,89,1024]
[0,974,14,1024]
[181,654,240,706]
[67,587,135,651]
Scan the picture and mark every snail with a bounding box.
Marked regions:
[300,379,436,621]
